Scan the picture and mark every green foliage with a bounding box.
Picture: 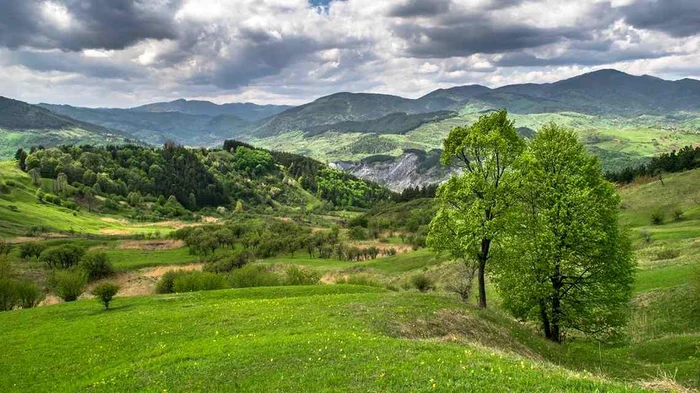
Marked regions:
[18,242,45,260]
[48,270,87,302]
[348,225,368,240]
[650,209,665,225]
[203,249,253,273]
[79,251,114,281]
[14,280,43,309]
[410,273,435,292]
[284,266,321,285]
[497,124,635,342]
[227,265,281,288]
[39,244,86,269]
[428,110,525,308]
[231,147,274,176]
[0,241,11,255]
[155,270,183,294]
[91,282,120,309]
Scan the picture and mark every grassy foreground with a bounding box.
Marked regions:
[0,285,646,392]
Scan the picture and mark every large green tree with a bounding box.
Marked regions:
[428,110,525,308]
[496,124,635,342]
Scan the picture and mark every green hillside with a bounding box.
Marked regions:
[0,285,647,393]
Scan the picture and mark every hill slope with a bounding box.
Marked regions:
[0,97,131,158]
[0,285,647,392]
[131,98,291,121]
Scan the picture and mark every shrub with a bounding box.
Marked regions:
[19,242,46,260]
[650,210,665,225]
[227,265,281,288]
[284,266,321,285]
[40,244,86,269]
[336,274,382,288]
[15,280,43,308]
[0,241,12,255]
[49,270,87,302]
[411,273,435,292]
[80,251,114,281]
[0,278,18,311]
[640,230,652,244]
[673,208,684,222]
[91,283,120,309]
[172,271,227,293]
[156,270,186,294]
[203,250,253,273]
[348,226,368,240]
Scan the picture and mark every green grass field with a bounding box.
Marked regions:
[0,285,648,392]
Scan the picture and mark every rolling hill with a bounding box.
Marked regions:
[0,96,132,158]
[131,98,291,121]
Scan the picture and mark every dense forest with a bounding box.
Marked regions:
[606,144,700,183]
[12,141,393,219]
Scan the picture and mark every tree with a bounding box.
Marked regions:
[427,110,525,308]
[15,149,27,171]
[91,283,120,310]
[496,124,635,342]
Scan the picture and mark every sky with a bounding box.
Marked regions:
[0,0,699,107]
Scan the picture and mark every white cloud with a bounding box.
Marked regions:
[0,0,699,107]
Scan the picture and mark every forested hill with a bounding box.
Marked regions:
[13,141,393,219]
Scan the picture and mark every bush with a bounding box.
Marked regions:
[411,273,435,292]
[15,280,43,308]
[80,251,114,281]
[348,226,368,240]
[227,265,281,288]
[91,283,120,309]
[19,242,46,260]
[0,278,18,311]
[156,270,186,294]
[650,210,665,225]
[40,244,86,269]
[0,241,12,255]
[203,250,253,273]
[336,274,382,288]
[673,208,684,222]
[172,271,227,293]
[49,270,87,302]
[285,266,321,285]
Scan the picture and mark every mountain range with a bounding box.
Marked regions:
[3,69,700,189]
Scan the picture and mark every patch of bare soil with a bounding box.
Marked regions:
[117,239,184,251]
[38,263,204,306]
[100,217,128,224]
[349,240,413,254]
[9,233,68,243]
[98,228,132,235]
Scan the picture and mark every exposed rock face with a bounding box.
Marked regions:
[331,150,456,192]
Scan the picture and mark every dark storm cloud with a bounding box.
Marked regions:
[3,50,145,79]
[395,21,587,58]
[388,0,452,17]
[493,48,676,68]
[619,0,700,38]
[0,0,180,51]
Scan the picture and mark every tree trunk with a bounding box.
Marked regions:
[540,300,552,340]
[477,238,491,308]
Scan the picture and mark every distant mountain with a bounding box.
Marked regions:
[38,104,250,146]
[131,99,291,121]
[0,96,131,158]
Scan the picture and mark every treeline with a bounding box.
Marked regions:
[173,218,399,272]
[606,145,700,183]
[13,140,394,215]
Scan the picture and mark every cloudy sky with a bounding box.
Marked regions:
[0,0,698,107]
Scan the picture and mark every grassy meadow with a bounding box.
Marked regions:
[0,162,699,391]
